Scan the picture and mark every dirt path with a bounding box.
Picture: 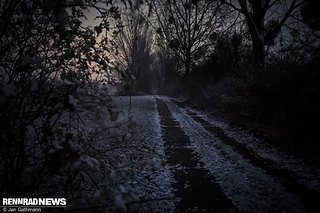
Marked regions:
[153,95,320,213]
[156,98,236,212]
[179,108,320,213]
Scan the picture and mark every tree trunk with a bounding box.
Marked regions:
[184,51,192,80]
[251,33,265,66]
[238,0,266,67]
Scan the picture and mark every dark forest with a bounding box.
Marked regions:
[1,0,320,212]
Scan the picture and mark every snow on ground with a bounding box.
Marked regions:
[26,91,317,212]
[183,105,320,195]
[114,96,175,212]
[29,86,174,211]
[165,98,306,213]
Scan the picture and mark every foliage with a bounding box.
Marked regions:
[0,0,123,203]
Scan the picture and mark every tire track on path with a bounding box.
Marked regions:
[173,100,320,213]
[156,98,236,212]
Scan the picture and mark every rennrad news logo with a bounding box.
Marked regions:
[2,198,66,206]
[1,198,66,212]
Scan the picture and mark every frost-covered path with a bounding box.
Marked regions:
[156,98,236,212]
[117,95,320,212]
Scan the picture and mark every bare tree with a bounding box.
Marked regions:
[148,0,223,78]
[115,11,153,93]
[219,0,306,66]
